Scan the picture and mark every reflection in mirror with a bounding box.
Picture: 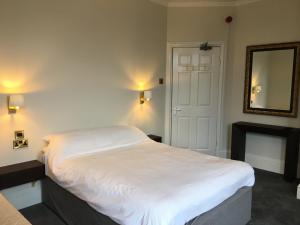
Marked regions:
[250,49,294,110]
[244,42,300,117]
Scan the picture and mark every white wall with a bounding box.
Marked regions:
[224,0,300,174]
[0,0,166,209]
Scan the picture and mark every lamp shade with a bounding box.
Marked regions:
[144,90,152,101]
[9,95,24,108]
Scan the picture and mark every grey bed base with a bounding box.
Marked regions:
[42,177,252,225]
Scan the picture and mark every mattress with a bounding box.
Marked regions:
[44,126,255,225]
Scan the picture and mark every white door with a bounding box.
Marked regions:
[171,47,221,154]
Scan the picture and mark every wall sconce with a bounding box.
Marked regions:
[7,94,24,114]
[252,85,262,94]
[140,90,152,104]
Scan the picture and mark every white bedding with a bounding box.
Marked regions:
[45,126,255,225]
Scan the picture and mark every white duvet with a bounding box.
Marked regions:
[45,126,255,225]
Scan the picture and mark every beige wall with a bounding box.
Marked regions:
[225,0,300,173]
[251,52,270,108]
[250,50,294,110]
[267,50,293,110]
[0,0,166,208]
[167,6,234,42]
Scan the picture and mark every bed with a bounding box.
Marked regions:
[43,126,255,225]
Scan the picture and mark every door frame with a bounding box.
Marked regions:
[164,42,227,156]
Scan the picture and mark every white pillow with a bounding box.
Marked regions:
[44,126,149,167]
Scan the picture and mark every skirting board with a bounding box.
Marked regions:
[245,153,285,174]
[194,150,229,158]
[224,150,300,176]
[217,150,229,158]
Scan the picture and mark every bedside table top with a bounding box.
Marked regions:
[0,194,31,225]
[0,160,43,176]
[0,160,45,190]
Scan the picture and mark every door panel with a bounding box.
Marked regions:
[200,55,212,65]
[179,55,191,66]
[196,118,210,149]
[178,72,191,105]
[197,72,211,106]
[171,47,221,154]
[177,117,190,148]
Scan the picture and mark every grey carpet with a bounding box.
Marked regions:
[247,169,300,225]
[20,204,66,225]
[20,169,300,225]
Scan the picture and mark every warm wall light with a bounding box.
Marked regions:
[8,94,24,114]
[252,85,262,94]
[140,90,152,104]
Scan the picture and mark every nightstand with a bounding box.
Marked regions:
[0,193,31,225]
[0,160,45,190]
[148,134,162,143]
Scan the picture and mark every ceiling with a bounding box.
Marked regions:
[150,0,262,7]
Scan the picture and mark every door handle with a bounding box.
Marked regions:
[173,107,183,114]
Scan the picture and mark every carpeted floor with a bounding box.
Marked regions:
[247,169,300,225]
[20,204,66,225]
[20,169,300,225]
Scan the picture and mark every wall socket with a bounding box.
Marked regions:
[13,139,29,149]
[13,130,28,149]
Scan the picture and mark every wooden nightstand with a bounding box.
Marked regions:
[148,135,162,143]
[0,160,45,190]
[0,194,31,225]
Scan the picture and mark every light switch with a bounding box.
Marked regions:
[15,130,24,140]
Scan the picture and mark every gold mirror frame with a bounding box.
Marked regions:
[243,42,300,117]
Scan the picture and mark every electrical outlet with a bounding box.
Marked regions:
[13,139,28,149]
[13,130,28,149]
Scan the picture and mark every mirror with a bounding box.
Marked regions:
[244,42,300,117]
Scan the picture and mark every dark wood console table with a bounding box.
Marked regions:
[231,122,300,182]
